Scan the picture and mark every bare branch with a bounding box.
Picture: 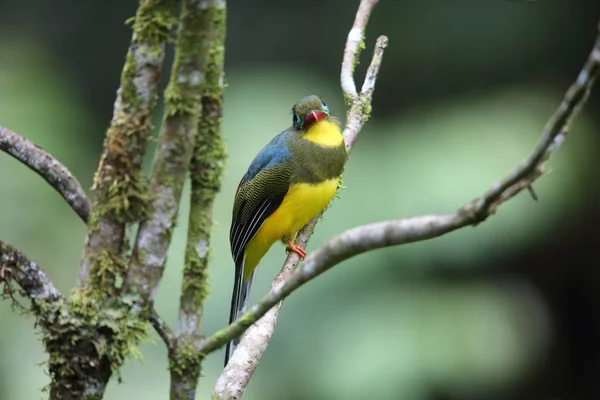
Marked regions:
[212,0,385,396]
[210,13,600,399]
[0,240,63,305]
[341,0,380,99]
[78,0,179,289]
[0,126,91,222]
[150,309,176,349]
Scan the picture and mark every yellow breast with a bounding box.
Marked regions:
[264,178,339,240]
[242,178,339,280]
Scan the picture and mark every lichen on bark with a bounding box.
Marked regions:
[179,0,227,331]
[79,0,179,290]
[170,1,228,399]
[126,0,216,307]
[41,289,149,400]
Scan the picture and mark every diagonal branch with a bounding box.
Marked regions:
[150,308,176,348]
[78,0,179,290]
[0,240,64,305]
[212,0,385,397]
[210,12,600,399]
[0,126,91,222]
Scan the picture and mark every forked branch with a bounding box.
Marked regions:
[212,0,386,397]
[211,8,600,400]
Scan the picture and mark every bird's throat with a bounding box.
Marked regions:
[302,120,344,147]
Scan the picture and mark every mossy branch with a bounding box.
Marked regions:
[78,0,179,291]
[169,0,227,399]
[0,241,127,400]
[125,0,215,312]
[178,2,226,337]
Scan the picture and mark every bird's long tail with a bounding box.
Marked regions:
[225,256,255,367]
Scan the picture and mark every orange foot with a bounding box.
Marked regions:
[285,242,306,260]
[0,265,10,279]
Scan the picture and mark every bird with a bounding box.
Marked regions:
[225,95,348,366]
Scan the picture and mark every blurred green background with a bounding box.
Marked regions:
[1,0,600,399]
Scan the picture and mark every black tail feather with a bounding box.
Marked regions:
[224,257,255,367]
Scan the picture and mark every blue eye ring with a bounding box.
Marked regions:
[321,101,329,114]
[292,112,302,129]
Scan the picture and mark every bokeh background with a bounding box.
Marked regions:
[1,0,600,399]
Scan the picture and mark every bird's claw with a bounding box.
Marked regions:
[286,242,306,260]
[0,266,10,279]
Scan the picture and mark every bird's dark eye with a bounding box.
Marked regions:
[321,101,329,114]
[292,112,302,129]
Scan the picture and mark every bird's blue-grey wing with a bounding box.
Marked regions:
[229,130,293,264]
[226,130,293,366]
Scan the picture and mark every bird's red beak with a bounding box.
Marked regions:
[303,110,327,129]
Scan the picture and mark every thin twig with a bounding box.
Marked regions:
[78,0,179,288]
[209,14,600,399]
[212,0,385,397]
[0,240,64,305]
[150,309,176,349]
[0,126,90,222]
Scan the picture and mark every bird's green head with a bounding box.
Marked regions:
[291,95,331,131]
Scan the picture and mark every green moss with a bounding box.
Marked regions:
[40,288,151,397]
[168,339,204,400]
[169,339,203,376]
[181,249,211,310]
[359,97,372,122]
[89,0,179,228]
[92,170,151,226]
[180,2,228,318]
[163,0,220,118]
[88,250,128,296]
[343,91,354,108]
[357,34,366,57]
[120,0,179,110]
[164,83,200,117]
[120,52,140,110]
[127,0,179,53]
[181,187,215,311]
[201,8,227,100]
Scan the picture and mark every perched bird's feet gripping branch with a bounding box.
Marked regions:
[0,265,11,279]
[285,242,307,260]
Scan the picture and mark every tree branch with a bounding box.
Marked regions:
[125,0,210,310]
[78,0,179,289]
[0,240,64,305]
[150,308,176,349]
[210,11,600,400]
[212,0,385,397]
[0,126,91,222]
[170,1,227,399]
[341,0,380,100]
